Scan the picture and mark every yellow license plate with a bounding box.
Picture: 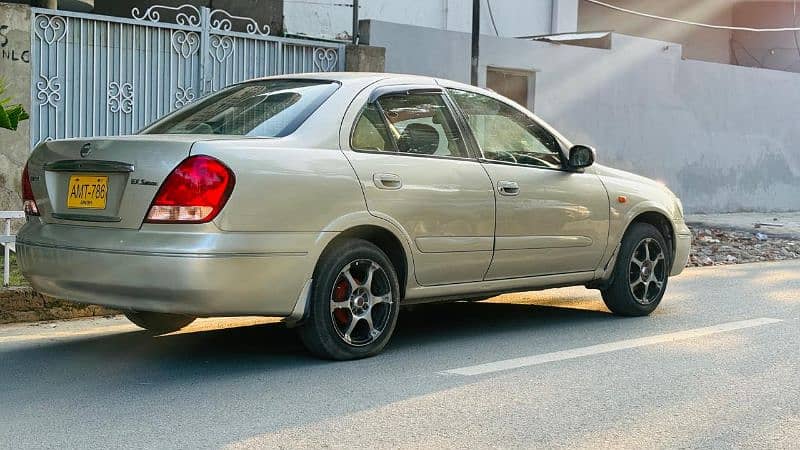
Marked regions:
[67,175,108,209]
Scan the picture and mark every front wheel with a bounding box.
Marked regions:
[298,238,400,360]
[601,223,671,316]
[124,311,196,334]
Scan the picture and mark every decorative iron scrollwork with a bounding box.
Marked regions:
[36,76,62,108]
[131,4,201,27]
[313,48,339,72]
[209,35,235,62]
[33,15,68,45]
[130,4,270,36]
[210,9,270,36]
[171,30,200,59]
[175,86,196,108]
[107,82,134,114]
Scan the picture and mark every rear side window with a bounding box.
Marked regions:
[351,93,468,158]
[143,80,339,137]
[351,104,394,151]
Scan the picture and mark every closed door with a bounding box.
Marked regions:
[448,88,610,279]
[345,88,495,286]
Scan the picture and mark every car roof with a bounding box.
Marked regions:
[254,72,483,95]
[253,71,468,86]
[267,71,430,82]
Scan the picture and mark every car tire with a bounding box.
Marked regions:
[298,238,401,360]
[601,222,671,316]
[124,311,196,334]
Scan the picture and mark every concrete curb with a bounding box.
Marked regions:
[0,287,117,324]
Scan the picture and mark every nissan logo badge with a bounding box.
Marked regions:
[80,143,92,158]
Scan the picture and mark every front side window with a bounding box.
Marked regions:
[448,89,562,169]
[351,93,468,158]
[143,80,339,137]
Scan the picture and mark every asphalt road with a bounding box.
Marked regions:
[1,261,798,449]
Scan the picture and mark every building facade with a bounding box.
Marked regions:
[285,0,579,40]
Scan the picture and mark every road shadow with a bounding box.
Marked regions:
[0,300,615,376]
[0,299,649,448]
[396,300,613,341]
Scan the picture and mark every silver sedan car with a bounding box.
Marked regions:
[18,73,691,360]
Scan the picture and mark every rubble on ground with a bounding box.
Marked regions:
[686,226,800,267]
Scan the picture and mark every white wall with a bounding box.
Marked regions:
[284,0,575,40]
[365,20,800,213]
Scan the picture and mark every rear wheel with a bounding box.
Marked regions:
[299,239,400,360]
[124,311,196,334]
[602,223,670,316]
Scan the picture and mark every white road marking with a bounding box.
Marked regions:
[443,318,783,376]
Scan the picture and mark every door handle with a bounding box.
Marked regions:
[374,173,402,190]
[497,181,520,196]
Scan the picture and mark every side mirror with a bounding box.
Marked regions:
[567,145,596,169]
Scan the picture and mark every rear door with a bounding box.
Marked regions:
[343,85,496,286]
[447,88,610,280]
[27,135,199,229]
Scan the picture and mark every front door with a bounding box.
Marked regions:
[344,87,496,286]
[447,88,610,280]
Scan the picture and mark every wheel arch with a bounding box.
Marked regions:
[628,210,676,261]
[592,206,676,288]
[598,212,674,316]
[320,224,410,300]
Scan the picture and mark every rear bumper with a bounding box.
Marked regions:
[16,221,327,316]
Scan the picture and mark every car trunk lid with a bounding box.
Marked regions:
[28,135,217,229]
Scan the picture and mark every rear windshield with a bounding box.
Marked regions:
[142,80,339,137]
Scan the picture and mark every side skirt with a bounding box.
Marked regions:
[402,271,596,305]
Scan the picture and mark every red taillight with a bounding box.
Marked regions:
[145,155,235,224]
[21,163,39,216]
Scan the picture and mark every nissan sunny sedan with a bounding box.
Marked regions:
[17,73,691,360]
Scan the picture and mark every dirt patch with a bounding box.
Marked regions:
[687,225,800,267]
[0,287,117,324]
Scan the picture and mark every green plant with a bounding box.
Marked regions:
[0,79,29,131]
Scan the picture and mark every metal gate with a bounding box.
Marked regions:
[29,4,346,147]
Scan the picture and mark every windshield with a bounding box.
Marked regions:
[142,79,339,137]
